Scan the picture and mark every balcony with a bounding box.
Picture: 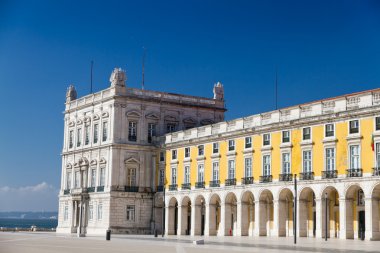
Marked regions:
[373,167,380,176]
[156,185,163,192]
[241,177,254,185]
[225,178,236,186]
[63,189,70,195]
[346,168,362,178]
[279,173,293,182]
[87,187,95,193]
[299,172,314,181]
[209,180,220,187]
[124,186,139,192]
[322,170,338,179]
[181,183,191,190]
[195,182,205,189]
[128,135,137,142]
[169,184,178,191]
[259,175,272,183]
[96,186,104,192]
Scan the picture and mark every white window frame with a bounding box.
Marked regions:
[89,204,94,221]
[90,168,96,187]
[325,123,335,138]
[184,147,190,158]
[302,127,311,141]
[97,203,103,220]
[69,130,74,148]
[64,204,69,221]
[348,119,360,135]
[376,142,380,169]
[198,145,204,156]
[262,154,271,176]
[282,152,291,174]
[375,117,380,132]
[228,159,235,179]
[197,164,204,182]
[99,168,105,186]
[349,145,360,170]
[102,121,108,142]
[244,157,252,177]
[127,168,136,186]
[93,123,99,143]
[184,166,190,184]
[66,171,72,189]
[228,140,235,151]
[245,137,252,149]
[171,167,177,185]
[212,161,219,181]
[172,150,177,160]
[85,125,90,145]
[76,128,82,147]
[302,150,312,173]
[325,147,335,171]
[213,142,219,154]
[126,205,135,221]
[263,134,271,146]
[282,131,290,143]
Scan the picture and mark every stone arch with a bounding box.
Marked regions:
[167,197,178,235]
[370,183,380,240]
[258,189,274,236]
[278,188,294,237]
[344,184,365,239]
[180,196,192,235]
[298,187,316,237]
[321,186,340,238]
[193,195,206,236]
[224,192,238,236]
[208,193,222,236]
[240,190,255,236]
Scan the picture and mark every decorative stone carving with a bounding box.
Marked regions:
[110,68,126,87]
[66,85,77,103]
[213,82,224,101]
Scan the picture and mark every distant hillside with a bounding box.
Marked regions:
[0,211,58,219]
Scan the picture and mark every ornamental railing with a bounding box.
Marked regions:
[259,175,272,183]
[181,183,191,190]
[96,186,104,192]
[195,182,205,189]
[279,173,293,182]
[322,170,338,179]
[241,177,254,185]
[373,167,380,176]
[63,189,70,195]
[299,172,314,180]
[209,180,220,187]
[169,184,178,191]
[156,185,163,192]
[225,178,236,186]
[87,187,95,193]
[346,168,362,178]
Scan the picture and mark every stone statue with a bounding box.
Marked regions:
[110,68,126,87]
[66,85,77,103]
[213,82,224,101]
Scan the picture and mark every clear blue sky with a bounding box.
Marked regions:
[0,0,379,211]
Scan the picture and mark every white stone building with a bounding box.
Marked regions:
[56,68,226,235]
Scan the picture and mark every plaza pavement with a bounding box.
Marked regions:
[1,232,380,253]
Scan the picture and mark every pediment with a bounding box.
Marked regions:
[90,159,97,166]
[124,157,140,164]
[183,117,196,125]
[76,119,83,125]
[93,114,100,121]
[78,157,89,167]
[99,157,107,164]
[164,115,178,122]
[145,112,160,121]
[66,163,72,169]
[126,110,141,118]
[101,112,109,118]
[68,121,75,127]
[200,119,214,126]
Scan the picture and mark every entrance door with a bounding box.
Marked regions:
[174,204,178,235]
[358,211,365,240]
[187,215,191,235]
[201,214,205,236]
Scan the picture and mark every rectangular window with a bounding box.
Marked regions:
[213,142,219,154]
[66,172,72,189]
[245,137,252,149]
[228,140,235,151]
[128,121,137,142]
[166,123,176,133]
[91,169,96,187]
[228,160,235,179]
[184,166,190,184]
[303,127,311,140]
[126,205,135,221]
[263,155,271,176]
[303,150,312,172]
[93,124,99,143]
[325,124,334,137]
[349,120,359,134]
[376,117,380,131]
[325,148,335,171]
[99,168,105,186]
[147,123,156,143]
[85,125,90,145]
[263,134,270,146]
[89,204,93,220]
[69,130,74,148]
[172,150,177,160]
[127,168,136,186]
[350,145,360,170]
[184,147,190,158]
[75,171,80,188]
[76,128,82,147]
[64,205,68,221]
[171,167,177,184]
[97,204,102,220]
[282,153,291,174]
[198,145,204,156]
[282,131,290,143]
[159,169,164,186]
[212,162,219,181]
[245,158,252,177]
[198,164,204,182]
[160,151,165,162]
[102,122,108,142]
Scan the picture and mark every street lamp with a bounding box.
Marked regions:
[325,192,328,241]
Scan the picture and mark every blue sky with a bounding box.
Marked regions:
[0,0,380,211]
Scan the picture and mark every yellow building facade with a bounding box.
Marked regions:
[161,88,380,240]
